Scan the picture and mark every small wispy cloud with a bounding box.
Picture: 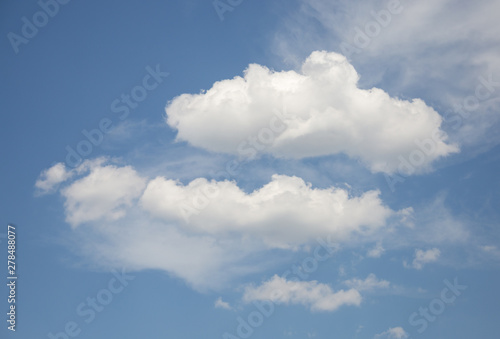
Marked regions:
[35,162,74,195]
[374,327,409,339]
[344,274,390,291]
[404,248,441,270]
[243,275,361,312]
[367,242,385,258]
[214,297,232,310]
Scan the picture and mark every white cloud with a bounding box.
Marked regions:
[405,248,441,270]
[214,297,232,310]
[36,159,402,290]
[140,173,394,248]
[35,162,74,195]
[61,161,147,227]
[367,242,385,258]
[344,273,390,291]
[36,159,472,290]
[242,275,361,312]
[374,327,409,339]
[166,51,457,174]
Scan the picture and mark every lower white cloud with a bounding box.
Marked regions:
[35,159,465,291]
[72,214,270,291]
[242,275,361,312]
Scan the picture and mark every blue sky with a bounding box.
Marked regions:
[1,0,500,338]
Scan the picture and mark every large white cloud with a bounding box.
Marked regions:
[37,159,398,289]
[140,173,394,248]
[166,51,458,174]
[242,275,362,312]
[36,159,468,290]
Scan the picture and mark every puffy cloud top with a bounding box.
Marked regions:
[140,174,393,248]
